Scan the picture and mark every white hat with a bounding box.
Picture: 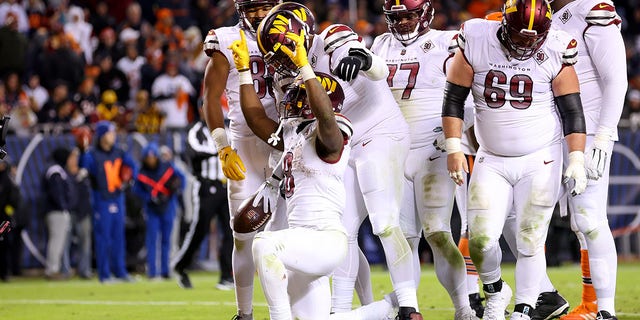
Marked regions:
[119,28,140,43]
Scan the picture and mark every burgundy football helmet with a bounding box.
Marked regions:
[500,0,552,60]
[383,0,433,44]
[235,0,281,34]
[257,9,313,77]
[278,72,345,120]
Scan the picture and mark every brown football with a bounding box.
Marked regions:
[233,193,272,233]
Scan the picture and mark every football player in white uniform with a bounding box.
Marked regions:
[442,0,588,319]
[199,1,281,319]
[368,0,477,319]
[550,1,627,320]
[255,4,421,320]
[229,21,353,320]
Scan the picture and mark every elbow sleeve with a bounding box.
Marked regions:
[555,93,586,136]
[442,81,470,120]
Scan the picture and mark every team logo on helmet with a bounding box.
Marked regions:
[500,0,552,60]
[257,9,311,77]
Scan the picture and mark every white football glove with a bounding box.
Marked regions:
[563,151,587,197]
[585,132,610,180]
[252,176,281,213]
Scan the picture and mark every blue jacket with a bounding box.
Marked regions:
[133,144,185,213]
[80,145,138,200]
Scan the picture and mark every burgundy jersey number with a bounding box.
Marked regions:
[282,152,295,198]
[249,56,273,99]
[386,62,420,100]
[483,70,533,109]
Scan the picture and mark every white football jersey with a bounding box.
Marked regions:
[458,19,577,157]
[280,119,351,233]
[205,25,278,138]
[371,29,458,148]
[307,24,409,145]
[552,0,624,137]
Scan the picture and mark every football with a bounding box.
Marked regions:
[233,193,272,233]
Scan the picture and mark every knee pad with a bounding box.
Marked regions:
[251,234,276,260]
[233,231,256,248]
[469,235,498,264]
[572,207,605,235]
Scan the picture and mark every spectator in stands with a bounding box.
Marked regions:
[140,49,163,93]
[151,59,194,130]
[4,72,27,111]
[72,77,99,124]
[64,5,93,64]
[43,147,74,280]
[38,80,68,123]
[0,0,29,34]
[96,89,131,131]
[38,30,84,91]
[133,142,185,280]
[7,94,36,136]
[23,0,47,35]
[118,2,151,37]
[80,120,137,283]
[90,1,116,37]
[132,90,164,134]
[0,156,21,282]
[96,54,129,105]
[22,74,48,114]
[154,8,185,50]
[93,27,120,63]
[0,11,28,78]
[116,42,145,108]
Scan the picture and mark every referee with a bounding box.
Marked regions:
[172,114,233,290]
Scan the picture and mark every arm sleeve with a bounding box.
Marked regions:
[584,23,627,135]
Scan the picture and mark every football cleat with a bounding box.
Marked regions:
[176,270,193,289]
[231,313,253,320]
[595,311,617,320]
[469,292,485,318]
[532,291,569,320]
[484,281,512,320]
[396,307,423,320]
[560,301,597,320]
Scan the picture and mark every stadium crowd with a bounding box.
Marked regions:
[0,0,638,134]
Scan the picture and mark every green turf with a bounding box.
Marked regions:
[0,263,638,319]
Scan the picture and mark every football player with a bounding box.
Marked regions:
[442,0,588,319]
[228,22,354,319]
[197,1,281,319]
[369,0,477,319]
[255,3,422,319]
[550,1,626,320]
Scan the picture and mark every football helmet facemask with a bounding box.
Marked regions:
[500,0,552,60]
[383,0,433,45]
[235,0,281,34]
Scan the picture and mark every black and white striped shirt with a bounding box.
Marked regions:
[185,121,224,182]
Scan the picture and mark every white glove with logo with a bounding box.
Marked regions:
[252,176,281,213]
[585,130,611,180]
[563,151,587,197]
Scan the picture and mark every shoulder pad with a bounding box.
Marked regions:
[586,2,621,27]
[323,24,361,54]
[204,29,220,57]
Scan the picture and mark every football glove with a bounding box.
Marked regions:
[563,151,587,197]
[332,47,373,82]
[228,29,251,72]
[585,133,610,180]
[279,29,309,69]
[433,132,446,153]
[219,146,246,180]
[252,176,281,214]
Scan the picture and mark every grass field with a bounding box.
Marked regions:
[1,263,639,320]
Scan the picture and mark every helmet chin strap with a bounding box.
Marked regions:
[268,121,284,146]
